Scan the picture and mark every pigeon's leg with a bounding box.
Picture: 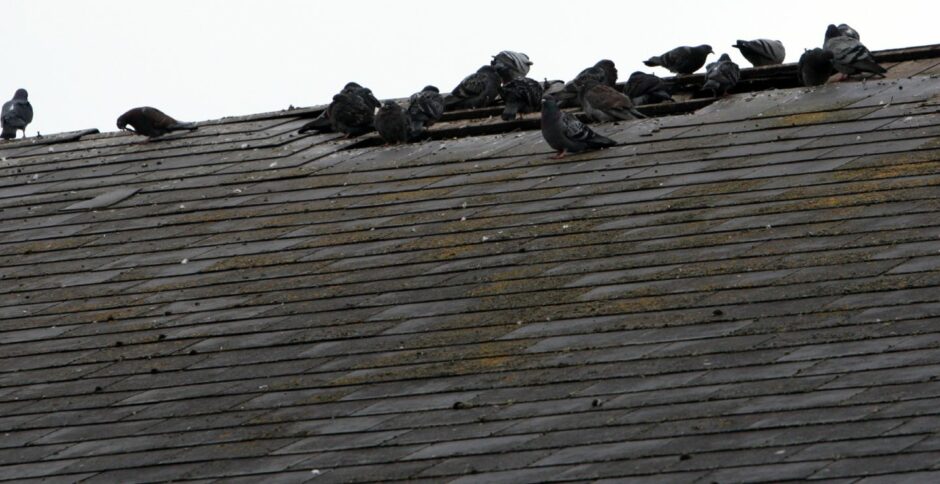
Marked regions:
[551,150,567,159]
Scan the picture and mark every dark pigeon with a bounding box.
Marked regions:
[298,82,380,136]
[823,24,885,77]
[643,44,714,74]
[557,59,618,107]
[624,72,673,106]
[500,77,543,121]
[407,85,444,137]
[837,23,860,41]
[491,51,533,83]
[701,53,741,96]
[374,101,410,145]
[798,48,835,86]
[541,97,616,159]
[116,107,197,138]
[445,65,501,110]
[644,45,714,74]
[578,78,645,122]
[1,89,32,140]
[732,39,786,67]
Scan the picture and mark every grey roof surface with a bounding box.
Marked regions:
[3,47,940,483]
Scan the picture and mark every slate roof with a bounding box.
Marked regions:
[3,45,940,483]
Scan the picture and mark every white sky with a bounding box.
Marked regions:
[4,0,938,136]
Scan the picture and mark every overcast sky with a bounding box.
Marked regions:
[3,0,937,136]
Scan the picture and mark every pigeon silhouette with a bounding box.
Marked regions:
[823,24,885,78]
[491,51,533,83]
[445,65,501,110]
[1,89,33,140]
[702,54,741,96]
[116,107,197,138]
[732,39,786,67]
[407,85,444,138]
[624,72,673,106]
[557,59,618,107]
[374,101,410,145]
[298,82,380,136]
[644,45,714,74]
[501,77,543,120]
[798,48,835,86]
[541,97,616,158]
[542,79,566,99]
[578,78,645,122]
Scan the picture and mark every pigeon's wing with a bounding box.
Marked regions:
[584,85,630,111]
[455,72,487,98]
[562,112,616,147]
[826,37,885,75]
[560,112,590,141]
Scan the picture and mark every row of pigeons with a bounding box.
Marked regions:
[294,23,886,154]
[1,24,885,148]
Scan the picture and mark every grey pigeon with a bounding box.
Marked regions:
[644,45,714,74]
[1,89,32,140]
[557,59,618,107]
[407,85,444,137]
[491,51,533,83]
[798,48,835,86]
[298,82,380,136]
[374,101,410,145]
[578,78,645,122]
[701,54,741,96]
[117,107,197,138]
[445,65,501,110]
[541,97,616,158]
[500,77,543,120]
[624,72,673,105]
[823,24,885,78]
[732,39,786,67]
[837,23,860,40]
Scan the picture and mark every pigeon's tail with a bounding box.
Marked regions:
[169,122,198,132]
[628,107,647,119]
[643,56,662,67]
[0,126,17,140]
[298,116,331,134]
[587,132,617,149]
[501,103,520,121]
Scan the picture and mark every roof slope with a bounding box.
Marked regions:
[3,49,940,483]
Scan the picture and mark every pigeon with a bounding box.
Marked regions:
[374,101,410,145]
[557,59,618,107]
[500,77,543,121]
[823,24,885,78]
[701,54,741,96]
[578,78,645,122]
[1,89,33,140]
[837,23,860,41]
[116,107,197,138]
[407,85,445,137]
[298,82,380,135]
[732,39,786,67]
[541,97,616,158]
[491,51,533,83]
[624,72,673,106]
[644,45,714,74]
[445,65,501,110]
[798,48,835,86]
[542,79,565,99]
